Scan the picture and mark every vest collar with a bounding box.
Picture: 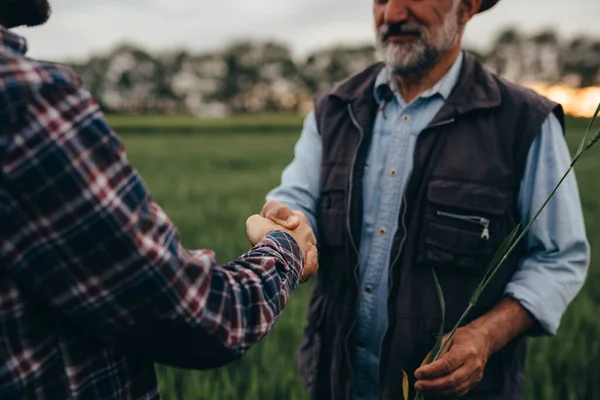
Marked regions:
[327,51,502,118]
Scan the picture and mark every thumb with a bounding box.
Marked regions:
[301,245,319,283]
[245,214,263,245]
[261,200,300,229]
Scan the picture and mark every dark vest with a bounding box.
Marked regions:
[295,53,564,400]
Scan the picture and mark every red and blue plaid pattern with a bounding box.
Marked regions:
[0,27,304,399]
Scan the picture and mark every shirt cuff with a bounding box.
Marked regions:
[258,230,304,289]
[504,277,568,336]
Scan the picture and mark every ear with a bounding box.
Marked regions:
[457,0,483,24]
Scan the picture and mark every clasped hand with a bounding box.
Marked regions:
[246,200,318,283]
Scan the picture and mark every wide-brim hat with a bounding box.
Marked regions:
[478,0,500,13]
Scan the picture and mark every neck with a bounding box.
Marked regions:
[394,45,461,103]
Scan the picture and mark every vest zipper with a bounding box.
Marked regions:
[388,118,456,285]
[343,103,365,394]
[381,117,456,384]
[436,210,491,240]
[346,112,458,393]
[346,104,363,258]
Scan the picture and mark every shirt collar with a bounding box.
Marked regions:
[0,26,28,55]
[374,51,464,105]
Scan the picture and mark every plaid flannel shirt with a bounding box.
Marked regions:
[0,27,304,399]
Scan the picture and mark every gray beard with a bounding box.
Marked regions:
[375,10,460,76]
[376,40,444,76]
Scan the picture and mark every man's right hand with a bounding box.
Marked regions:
[246,209,318,283]
[260,200,303,230]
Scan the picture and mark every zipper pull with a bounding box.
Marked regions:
[481,219,490,240]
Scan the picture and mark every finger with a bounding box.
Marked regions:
[414,334,452,377]
[414,364,471,393]
[262,201,300,230]
[301,245,319,283]
[246,214,262,244]
[293,210,309,223]
[246,214,262,239]
[308,231,317,246]
[290,210,316,245]
[414,349,465,380]
[414,334,451,378]
[246,214,262,227]
[246,215,278,245]
[430,378,473,398]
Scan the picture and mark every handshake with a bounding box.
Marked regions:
[246,200,319,283]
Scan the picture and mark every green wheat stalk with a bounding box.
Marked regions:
[412,102,600,400]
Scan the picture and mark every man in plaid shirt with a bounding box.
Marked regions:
[0,1,319,399]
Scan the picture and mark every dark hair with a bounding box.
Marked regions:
[0,0,51,29]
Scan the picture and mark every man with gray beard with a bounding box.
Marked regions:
[264,0,589,399]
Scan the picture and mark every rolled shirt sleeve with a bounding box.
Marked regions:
[506,112,590,335]
[266,111,322,238]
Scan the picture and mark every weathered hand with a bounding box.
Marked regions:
[300,244,318,283]
[414,325,492,397]
[245,214,315,253]
[261,200,302,230]
[246,206,318,283]
[259,200,319,282]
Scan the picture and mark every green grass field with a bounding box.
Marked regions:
[114,115,600,400]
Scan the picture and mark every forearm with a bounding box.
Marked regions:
[112,229,303,369]
[4,81,304,368]
[467,297,535,354]
[194,230,303,352]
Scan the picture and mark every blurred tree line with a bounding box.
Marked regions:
[64,28,600,116]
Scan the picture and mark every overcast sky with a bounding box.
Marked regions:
[13,0,600,62]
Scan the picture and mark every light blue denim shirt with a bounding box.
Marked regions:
[266,52,590,400]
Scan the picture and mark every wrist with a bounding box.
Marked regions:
[467,319,495,357]
[263,230,303,281]
[468,297,535,355]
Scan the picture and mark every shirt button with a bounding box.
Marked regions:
[389,168,398,176]
[379,227,387,235]
[402,114,410,121]
[365,285,373,293]
[358,339,367,347]
[358,390,366,397]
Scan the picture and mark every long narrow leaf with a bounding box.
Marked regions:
[485,222,521,283]
[402,369,409,400]
[414,270,447,400]
[420,350,432,368]
[471,222,521,304]
[575,101,600,157]
[584,126,600,152]
[430,268,446,358]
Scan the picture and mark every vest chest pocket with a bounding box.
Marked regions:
[417,179,513,275]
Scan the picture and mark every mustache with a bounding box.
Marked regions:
[378,22,424,40]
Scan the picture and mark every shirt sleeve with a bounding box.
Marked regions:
[505,112,590,335]
[1,79,304,369]
[266,111,322,237]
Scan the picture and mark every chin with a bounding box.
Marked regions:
[381,44,421,65]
